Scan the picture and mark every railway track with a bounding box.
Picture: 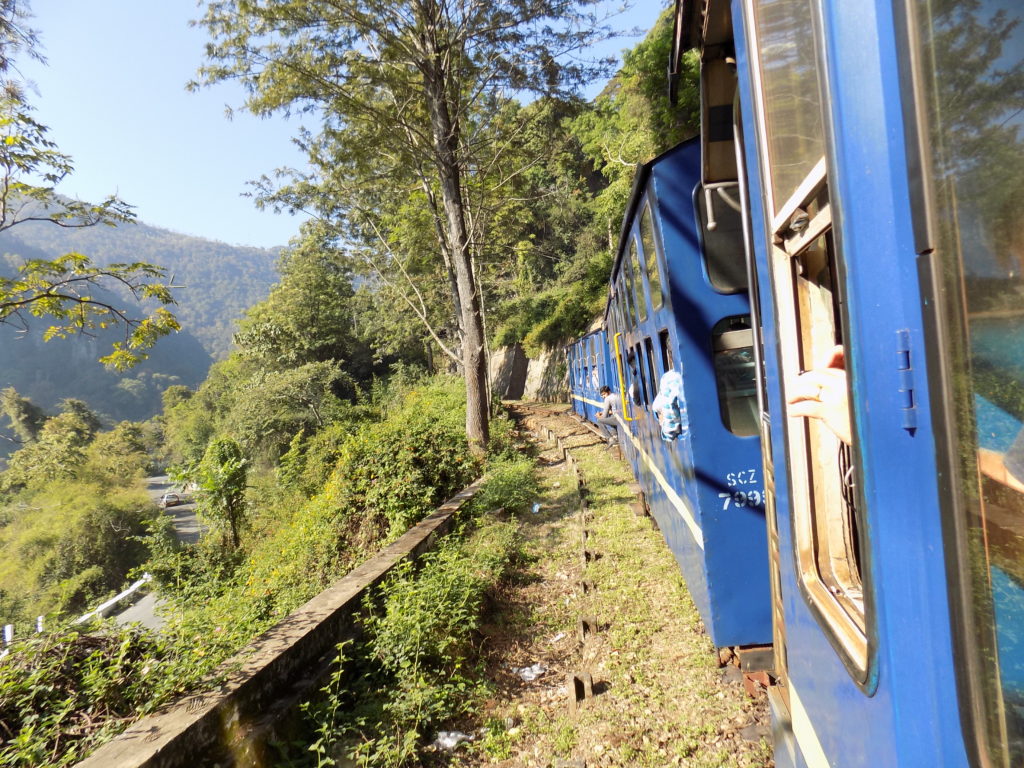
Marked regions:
[468,401,771,767]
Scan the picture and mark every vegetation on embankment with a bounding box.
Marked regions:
[284,458,538,767]
[0,377,532,767]
[0,395,161,627]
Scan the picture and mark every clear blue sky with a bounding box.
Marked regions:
[21,0,668,249]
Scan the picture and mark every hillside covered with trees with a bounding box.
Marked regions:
[0,219,279,433]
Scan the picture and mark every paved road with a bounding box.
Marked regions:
[114,476,204,630]
[146,475,203,545]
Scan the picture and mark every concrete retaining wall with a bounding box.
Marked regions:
[75,480,483,768]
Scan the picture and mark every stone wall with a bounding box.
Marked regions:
[490,344,566,402]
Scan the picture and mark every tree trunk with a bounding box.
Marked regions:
[420,8,489,455]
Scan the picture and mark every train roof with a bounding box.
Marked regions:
[604,137,700,325]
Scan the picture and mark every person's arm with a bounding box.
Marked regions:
[787,345,852,444]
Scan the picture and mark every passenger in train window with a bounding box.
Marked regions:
[626,351,642,406]
[652,369,688,441]
[786,345,852,445]
[597,385,620,445]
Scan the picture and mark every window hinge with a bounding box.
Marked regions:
[896,329,917,431]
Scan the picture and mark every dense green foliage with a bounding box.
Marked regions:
[0,392,160,629]
[286,460,535,768]
[0,628,197,767]
[0,398,142,644]
[490,10,698,353]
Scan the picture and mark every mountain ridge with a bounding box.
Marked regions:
[0,214,281,432]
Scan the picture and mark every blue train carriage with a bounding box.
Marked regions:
[605,136,771,650]
[567,328,614,422]
[674,0,1024,765]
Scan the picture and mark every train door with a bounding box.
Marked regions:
[678,0,782,674]
[731,81,789,702]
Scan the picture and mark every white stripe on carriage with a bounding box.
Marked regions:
[571,394,605,408]
[616,414,704,550]
[790,680,830,768]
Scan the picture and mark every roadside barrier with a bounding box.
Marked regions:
[75,573,153,625]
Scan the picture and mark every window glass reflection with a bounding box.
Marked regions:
[916,0,1024,763]
[751,0,826,213]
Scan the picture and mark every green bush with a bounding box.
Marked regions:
[0,627,195,768]
[297,517,522,768]
[0,486,155,625]
[475,457,538,516]
[136,376,481,681]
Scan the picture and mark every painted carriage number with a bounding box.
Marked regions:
[718,490,763,510]
[726,470,758,487]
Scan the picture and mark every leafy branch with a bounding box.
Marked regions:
[0,252,180,370]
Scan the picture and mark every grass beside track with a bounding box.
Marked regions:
[444,404,772,768]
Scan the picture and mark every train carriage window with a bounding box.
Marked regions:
[640,203,665,311]
[908,1,1024,763]
[712,316,759,437]
[619,273,637,330]
[748,0,870,681]
[615,293,627,334]
[659,329,673,372]
[644,337,659,398]
[697,182,749,293]
[629,238,648,322]
[631,345,649,407]
[749,0,826,218]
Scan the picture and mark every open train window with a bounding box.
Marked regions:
[748,0,871,683]
[776,176,868,680]
[628,237,648,323]
[903,1,1024,763]
[712,316,758,437]
[639,202,665,311]
[644,337,659,398]
[631,344,649,407]
[696,182,748,293]
[659,329,672,372]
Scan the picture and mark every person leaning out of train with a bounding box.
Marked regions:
[787,345,853,445]
[652,369,689,442]
[788,346,1024,496]
[597,386,620,445]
